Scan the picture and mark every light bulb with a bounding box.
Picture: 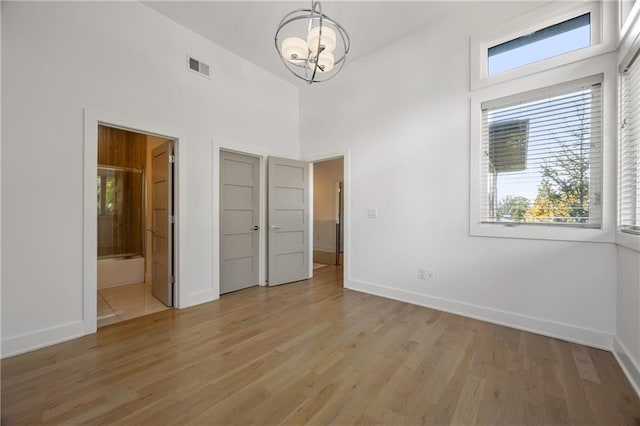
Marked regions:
[309,52,334,73]
[307,26,336,55]
[281,37,308,62]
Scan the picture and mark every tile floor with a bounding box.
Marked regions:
[97,282,170,327]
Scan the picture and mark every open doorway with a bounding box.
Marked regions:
[312,157,344,276]
[96,125,175,327]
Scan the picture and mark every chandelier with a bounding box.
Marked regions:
[274,1,350,84]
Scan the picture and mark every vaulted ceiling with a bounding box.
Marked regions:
[144,1,467,84]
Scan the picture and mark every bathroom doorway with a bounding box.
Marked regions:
[96,125,174,327]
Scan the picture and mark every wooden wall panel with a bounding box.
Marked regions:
[98,125,146,168]
[97,125,146,258]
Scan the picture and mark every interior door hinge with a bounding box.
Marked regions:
[171,215,175,224]
[171,275,175,284]
[169,154,175,163]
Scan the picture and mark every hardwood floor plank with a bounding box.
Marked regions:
[2,264,639,425]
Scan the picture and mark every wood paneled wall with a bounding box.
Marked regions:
[98,125,146,169]
[97,125,146,258]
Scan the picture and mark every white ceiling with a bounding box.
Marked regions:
[143,1,466,85]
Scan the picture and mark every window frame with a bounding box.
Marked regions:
[470,60,617,243]
[480,75,603,228]
[617,0,640,252]
[471,1,617,90]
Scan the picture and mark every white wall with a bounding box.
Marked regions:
[313,158,343,252]
[300,1,617,349]
[1,1,298,356]
[615,0,640,397]
[615,246,640,394]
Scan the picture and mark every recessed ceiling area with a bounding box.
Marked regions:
[143,1,467,84]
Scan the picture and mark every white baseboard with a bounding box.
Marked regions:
[2,321,86,359]
[345,279,613,351]
[180,289,218,309]
[613,337,640,398]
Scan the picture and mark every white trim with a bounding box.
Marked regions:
[619,0,640,70]
[471,1,617,90]
[180,289,218,309]
[83,108,189,337]
[304,149,351,285]
[617,230,640,252]
[345,278,613,351]
[2,321,85,358]
[613,336,640,398]
[469,56,617,243]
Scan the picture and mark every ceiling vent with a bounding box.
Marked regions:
[187,55,211,79]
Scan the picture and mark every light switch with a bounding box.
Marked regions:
[367,208,378,219]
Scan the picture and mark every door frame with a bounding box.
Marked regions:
[83,108,186,335]
[213,146,266,298]
[306,150,350,285]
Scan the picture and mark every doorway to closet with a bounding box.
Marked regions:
[312,157,344,276]
[96,125,175,327]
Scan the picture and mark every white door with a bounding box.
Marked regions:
[268,156,311,286]
[151,142,173,307]
[220,151,260,294]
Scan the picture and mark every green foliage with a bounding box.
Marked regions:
[495,105,592,224]
[497,195,530,221]
[524,129,590,223]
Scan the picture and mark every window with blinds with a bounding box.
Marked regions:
[480,75,602,226]
[620,53,640,235]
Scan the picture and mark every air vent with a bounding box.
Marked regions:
[187,55,211,79]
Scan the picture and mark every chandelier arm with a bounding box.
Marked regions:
[308,0,324,84]
[275,8,315,33]
[312,53,347,83]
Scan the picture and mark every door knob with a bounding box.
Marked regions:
[269,225,281,231]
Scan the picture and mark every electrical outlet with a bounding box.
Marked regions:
[418,268,427,280]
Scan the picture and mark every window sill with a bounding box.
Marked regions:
[470,221,615,243]
[616,231,640,252]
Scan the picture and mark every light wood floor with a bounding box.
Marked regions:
[313,250,343,266]
[2,265,639,425]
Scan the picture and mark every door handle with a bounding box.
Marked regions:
[249,225,259,231]
[269,225,281,231]
[148,228,158,233]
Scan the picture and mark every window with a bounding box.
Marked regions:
[470,2,615,90]
[620,54,640,235]
[480,76,603,227]
[97,172,117,215]
[97,166,144,258]
[488,13,591,76]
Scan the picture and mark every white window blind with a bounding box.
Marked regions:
[620,53,640,235]
[480,75,602,226]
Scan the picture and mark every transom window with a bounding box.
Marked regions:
[488,13,592,76]
[480,76,603,226]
